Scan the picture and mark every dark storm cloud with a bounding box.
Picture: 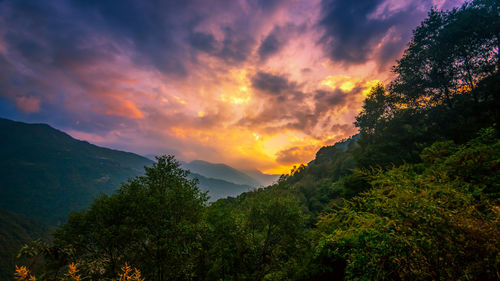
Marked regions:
[3,0,116,68]
[67,0,204,75]
[0,0,273,133]
[314,89,350,113]
[0,0,274,82]
[318,0,430,66]
[258,24,301,61]
[251,71,297,95]
[258,32,281,61]
[242,72,362,137]
[188,32,217,53]
[68,0,269,69]
[253,0,284,11]
[187,26,257,64]
[217,27,256,63]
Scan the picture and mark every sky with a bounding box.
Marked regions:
[0,0,463,174]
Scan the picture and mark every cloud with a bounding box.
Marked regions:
[258,24,302,62]
[15,96,41,113]
[216,27,256,63]
[240,71,367,140]
[101,100,144,119]
[0,0,285,131]
[318,0,431,66]
[66,0,197,75]
[0,0,466,173]
[276,144,318,165]
[258,32,282,61]
[313,89,349,113]
[251,71,297,95]
[188,32,217,53]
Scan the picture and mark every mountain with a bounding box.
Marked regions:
[0,117,255,278]
[150,156,279,188]
[182,160,262,187]
[240,169,280,186]
[0,118,255,224]
[190,174,254,201]
[0,117,153,225]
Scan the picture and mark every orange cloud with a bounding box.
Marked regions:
[275,144,319,165]
[102,99,144,119]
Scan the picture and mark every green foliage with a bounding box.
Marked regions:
[200,200,248,280]
[200,188,308,281]
[11,1,500,280]
[315,131,500,280]
[282,136,358,221]
[0,210,50,280]
[339,172,372,200]
[354,0,500,169]
[241,189,306,280]
[421,128,500,202]
[41,156,208,281]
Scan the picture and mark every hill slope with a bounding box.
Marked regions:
[0,118,256,224]
[182,160,262,187]
[240,169,280,186]
[0,209,51,280]
[190,173,254,201]
[0,118,153,225]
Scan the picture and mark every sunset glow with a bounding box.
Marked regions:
[0,0,464,173]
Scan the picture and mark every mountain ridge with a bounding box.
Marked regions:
[0,117,256,224]
[182,160,262,187]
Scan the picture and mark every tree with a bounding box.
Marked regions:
[391,9,455,108]
[354,85,430,169]
[390,0,500,109]
[315,131,500,280]
[241,189,306,281]
[50,155,208,281]
[355,0,500,169]
[354,84,393,136]
[198,200,249,281]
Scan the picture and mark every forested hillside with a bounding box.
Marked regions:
[0,118,257,226]
[0,209,51,281]
[0,118,153,225]
[0,119,258,278]
[12,1,500,280]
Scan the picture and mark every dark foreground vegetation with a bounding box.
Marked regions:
[13,1,500,280]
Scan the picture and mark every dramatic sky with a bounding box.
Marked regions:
[0,0,463,173]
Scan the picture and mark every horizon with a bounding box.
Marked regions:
[0,0,464,173]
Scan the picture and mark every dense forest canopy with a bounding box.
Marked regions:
[13,1,500,280]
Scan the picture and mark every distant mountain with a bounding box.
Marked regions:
[0,117,257,278]
[149,157,279,188]
[241,169,280,186]
[182,160,262,187]
[146,156,255,199]
[190,174,254,201]
[0,118,255,224]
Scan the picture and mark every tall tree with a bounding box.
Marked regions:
[52,156,208,281]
